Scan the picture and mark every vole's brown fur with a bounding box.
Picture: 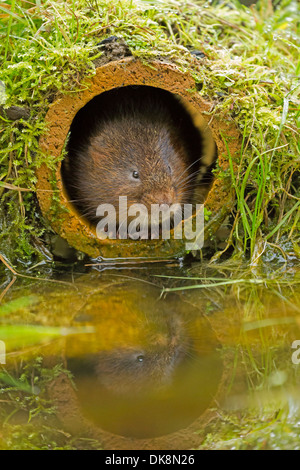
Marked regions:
[62,86,205,227]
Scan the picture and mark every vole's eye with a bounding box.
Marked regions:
[132,170,139,179]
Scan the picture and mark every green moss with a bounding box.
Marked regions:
[200,407,300,450]
[0,0,299,265]
[0,357,102,450]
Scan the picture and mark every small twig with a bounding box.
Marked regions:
[0,276,17,303]
[0,254,17,275]
[85,258,177,267]
[0,254,78,296]
[266,242,287,263]
[0,181,32,192]
[282,188,300,201]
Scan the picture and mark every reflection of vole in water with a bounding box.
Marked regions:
[62,86,209,228]
[68,314,186,396]
[94,338,183,395]
[96,314,185,395]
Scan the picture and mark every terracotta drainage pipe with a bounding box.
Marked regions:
[36,58,240,259]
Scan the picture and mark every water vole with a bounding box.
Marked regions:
[62,86,207,229]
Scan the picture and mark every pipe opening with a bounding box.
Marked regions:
[61,85,217,231]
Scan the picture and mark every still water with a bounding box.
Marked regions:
[0,259,300,450]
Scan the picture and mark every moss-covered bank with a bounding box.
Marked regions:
[0,0,299,267]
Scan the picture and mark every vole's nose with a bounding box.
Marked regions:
[153,188,177,206]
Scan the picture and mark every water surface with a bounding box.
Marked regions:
[0,259,300,449]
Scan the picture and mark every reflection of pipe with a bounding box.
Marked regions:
[0,340,6,364]
[45,280,228,448]
[37,58,241,259]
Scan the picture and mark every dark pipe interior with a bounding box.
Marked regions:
[61,85,217,223]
